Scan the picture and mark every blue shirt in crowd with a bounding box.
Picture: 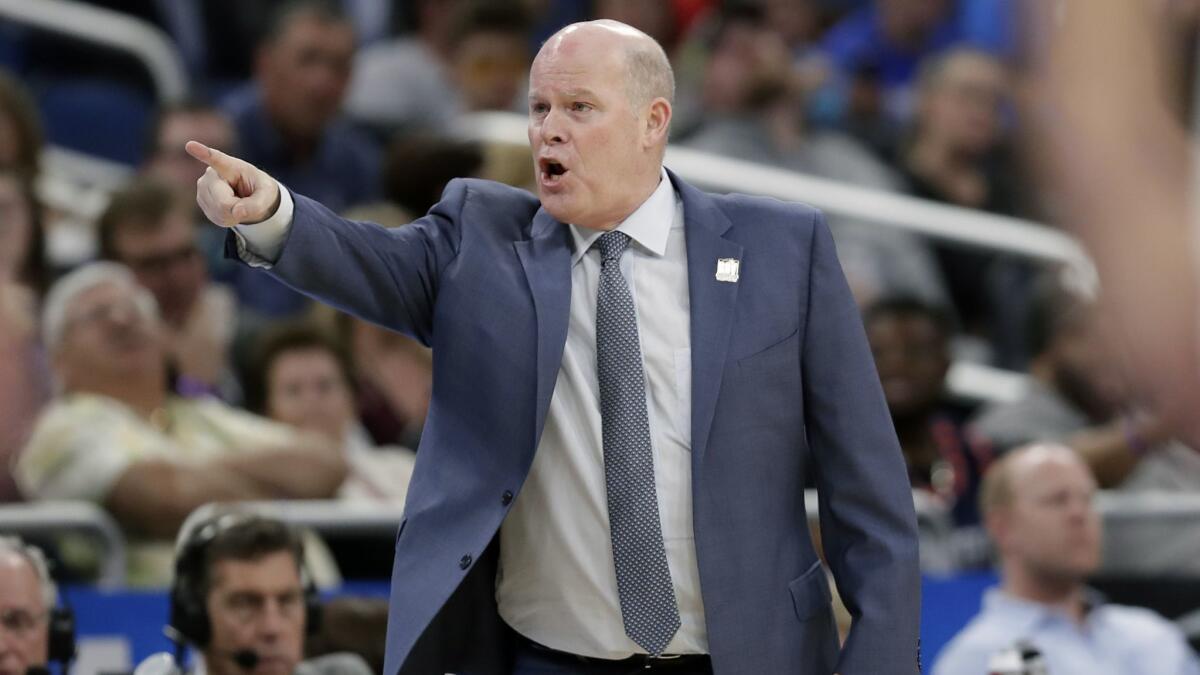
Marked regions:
[933,588,1200,675]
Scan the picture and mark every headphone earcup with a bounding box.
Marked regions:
[168,583,211,647]
[46,607,76,663]
[168,531,212,648]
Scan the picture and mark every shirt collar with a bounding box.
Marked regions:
[568,168,674,266]
[982,587,1106,633]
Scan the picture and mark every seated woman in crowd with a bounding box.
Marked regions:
[245,321,416,507]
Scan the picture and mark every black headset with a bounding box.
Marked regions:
[167,513,322,648]
[47,605,76,665]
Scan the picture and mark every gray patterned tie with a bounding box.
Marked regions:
[594,230,681,656]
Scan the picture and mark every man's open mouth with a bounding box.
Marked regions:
[539,158,569,184]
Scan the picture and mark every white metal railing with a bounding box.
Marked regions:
[1095,491,1200,576]
[0,0,188,102]
[0,501,126,587]
[946,361,1030,404]
[186,501,406,540]
[457,111,1093,268]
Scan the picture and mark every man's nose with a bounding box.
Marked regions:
[256,601,289,638]
[539,109,568,145]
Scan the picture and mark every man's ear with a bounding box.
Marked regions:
[643,97,672,148]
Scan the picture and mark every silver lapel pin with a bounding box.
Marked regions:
[715,258,740,283]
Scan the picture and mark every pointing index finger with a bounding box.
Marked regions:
[185,141,239,182]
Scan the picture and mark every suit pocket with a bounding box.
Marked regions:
[788,559,832,621]
[736,328,800,375]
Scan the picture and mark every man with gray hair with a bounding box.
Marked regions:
[189,19,918,675]
[0,536,60,675]
[15,262,346,587]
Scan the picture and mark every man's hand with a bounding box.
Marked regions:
[186,141,281,227]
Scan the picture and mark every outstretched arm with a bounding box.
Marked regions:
[187,141,465,343]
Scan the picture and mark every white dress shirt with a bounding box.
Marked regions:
[498,170,706,658]
[233,171,707,658]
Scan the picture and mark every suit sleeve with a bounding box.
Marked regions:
[800,211,922,674]
[223,180,469,346]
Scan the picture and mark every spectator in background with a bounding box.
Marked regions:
[933,444,1200,675]
[0,170,50,503]
[901,48,1014,212]
[900,47,1034,366]
[0,537,57,675]
[865,297,992,527]
[382,136,484,216]
[224,0,376,214]
[866,296,993,570]
[446,1,532,114]
[816,0,1011,156]
[15,263,345,586]
[246,323,416,507]
[970,277,1200,491]
[0,69,43,178]
[97,179,239,399]
[348,0,530,135]
[222,0,377,317]
[685,6,947,306]
[345,0,466,134]
[142,101,238,201]
[139,101,246,286]
[168,513,373,675]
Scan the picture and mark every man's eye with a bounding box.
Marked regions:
[572,102,591,112]
[531,103,549,114]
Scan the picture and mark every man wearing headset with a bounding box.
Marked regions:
[168,514,370,675]
[0,537,73,675]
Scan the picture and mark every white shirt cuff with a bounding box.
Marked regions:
[232,182,295,268]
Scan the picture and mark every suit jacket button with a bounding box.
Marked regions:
[459,554,472,570]
[501,490,514,505]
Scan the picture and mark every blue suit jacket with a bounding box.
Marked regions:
[232,171,920,674]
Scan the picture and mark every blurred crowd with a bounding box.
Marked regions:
[3,0,1200,668]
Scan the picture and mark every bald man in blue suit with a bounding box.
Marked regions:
[191,19,919,675]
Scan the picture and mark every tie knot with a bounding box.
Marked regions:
[596,231,631,264]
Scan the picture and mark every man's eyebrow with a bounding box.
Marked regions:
[528,88,600,100]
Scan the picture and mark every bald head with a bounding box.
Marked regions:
[539,20,674,111]
[980,443,1092,517]
[527,18,674,230]
[981,443,1102,592]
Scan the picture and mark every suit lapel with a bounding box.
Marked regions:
[674,171,743,466]
[514,208,573,452]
